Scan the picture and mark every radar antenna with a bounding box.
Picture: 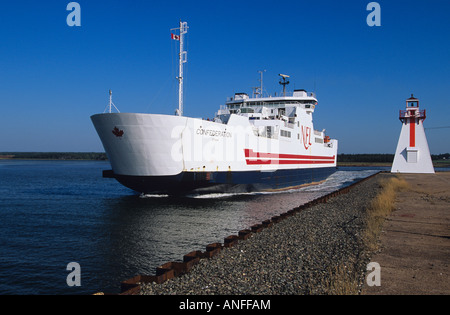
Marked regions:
[279,74,290,96]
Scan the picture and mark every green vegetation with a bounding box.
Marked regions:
[338,153,450,167]
[338,154,394,166]
[0,152,448,166]
[432,153,450,160]
[0,152,107,160]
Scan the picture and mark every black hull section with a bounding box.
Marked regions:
[105,167,337,195]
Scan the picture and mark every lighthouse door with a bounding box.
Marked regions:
[407,148,418,163]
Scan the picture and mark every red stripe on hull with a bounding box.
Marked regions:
[245,160,335,165]
[244,149,335,161]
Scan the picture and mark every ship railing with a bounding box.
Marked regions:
[227,91,316,101]
[272,91,317,98]
[283,121,295,129]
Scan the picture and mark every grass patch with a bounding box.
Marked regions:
[324,262,360,295]
[363,176,409,251]
[321,175,410,295]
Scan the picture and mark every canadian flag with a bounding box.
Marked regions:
[171,33,180,41]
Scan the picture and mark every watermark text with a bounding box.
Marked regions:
[366,262,381,287]
[66,2,81,27]
[367,2,381,27]
[66,262,81,287]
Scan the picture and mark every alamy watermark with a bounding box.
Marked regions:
[366,262,381,287]
[367,2,381,27]
[66,262,81,287]
[66,2,81,27]
[65,3,379,28]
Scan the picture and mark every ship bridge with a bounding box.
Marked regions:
[212,86,330,145]
[214,89,318,124]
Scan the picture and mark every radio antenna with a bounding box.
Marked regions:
[258,70,266,98]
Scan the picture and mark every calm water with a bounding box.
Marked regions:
[0,160,388,295]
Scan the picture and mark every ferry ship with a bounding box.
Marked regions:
[91,22,338,195]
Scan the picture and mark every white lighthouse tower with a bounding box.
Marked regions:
[391,95,435,174]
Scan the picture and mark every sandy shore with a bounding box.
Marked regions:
[362,172,450,295]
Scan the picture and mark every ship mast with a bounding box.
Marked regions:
[171,21,188,116]
[104,89,120,113]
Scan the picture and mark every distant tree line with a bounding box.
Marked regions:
[338,154,394,163]
[431,153,450,160]
[338,153,449,162]
[1,152,448,162]
[0,152,108,160]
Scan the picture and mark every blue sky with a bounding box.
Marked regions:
[0,0,449,154]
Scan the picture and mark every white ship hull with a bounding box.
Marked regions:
[91,111,338,194]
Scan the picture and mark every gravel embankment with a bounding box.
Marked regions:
[141,174,386,295]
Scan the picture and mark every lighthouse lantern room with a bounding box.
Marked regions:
[391,95,435,174]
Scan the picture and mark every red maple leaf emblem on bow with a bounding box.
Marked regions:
[112,127,124,138]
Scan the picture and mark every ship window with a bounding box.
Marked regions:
[281,130,291,138]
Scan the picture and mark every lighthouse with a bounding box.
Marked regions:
[391,95,435,174]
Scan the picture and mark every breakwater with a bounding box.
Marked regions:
[111,172,383,295]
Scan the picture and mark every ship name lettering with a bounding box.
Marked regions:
[196,128,232,138]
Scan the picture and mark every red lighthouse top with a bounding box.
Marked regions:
[399,94,426,122]
[406,94,419,107]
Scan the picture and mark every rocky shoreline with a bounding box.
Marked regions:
[140,173,387,295]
